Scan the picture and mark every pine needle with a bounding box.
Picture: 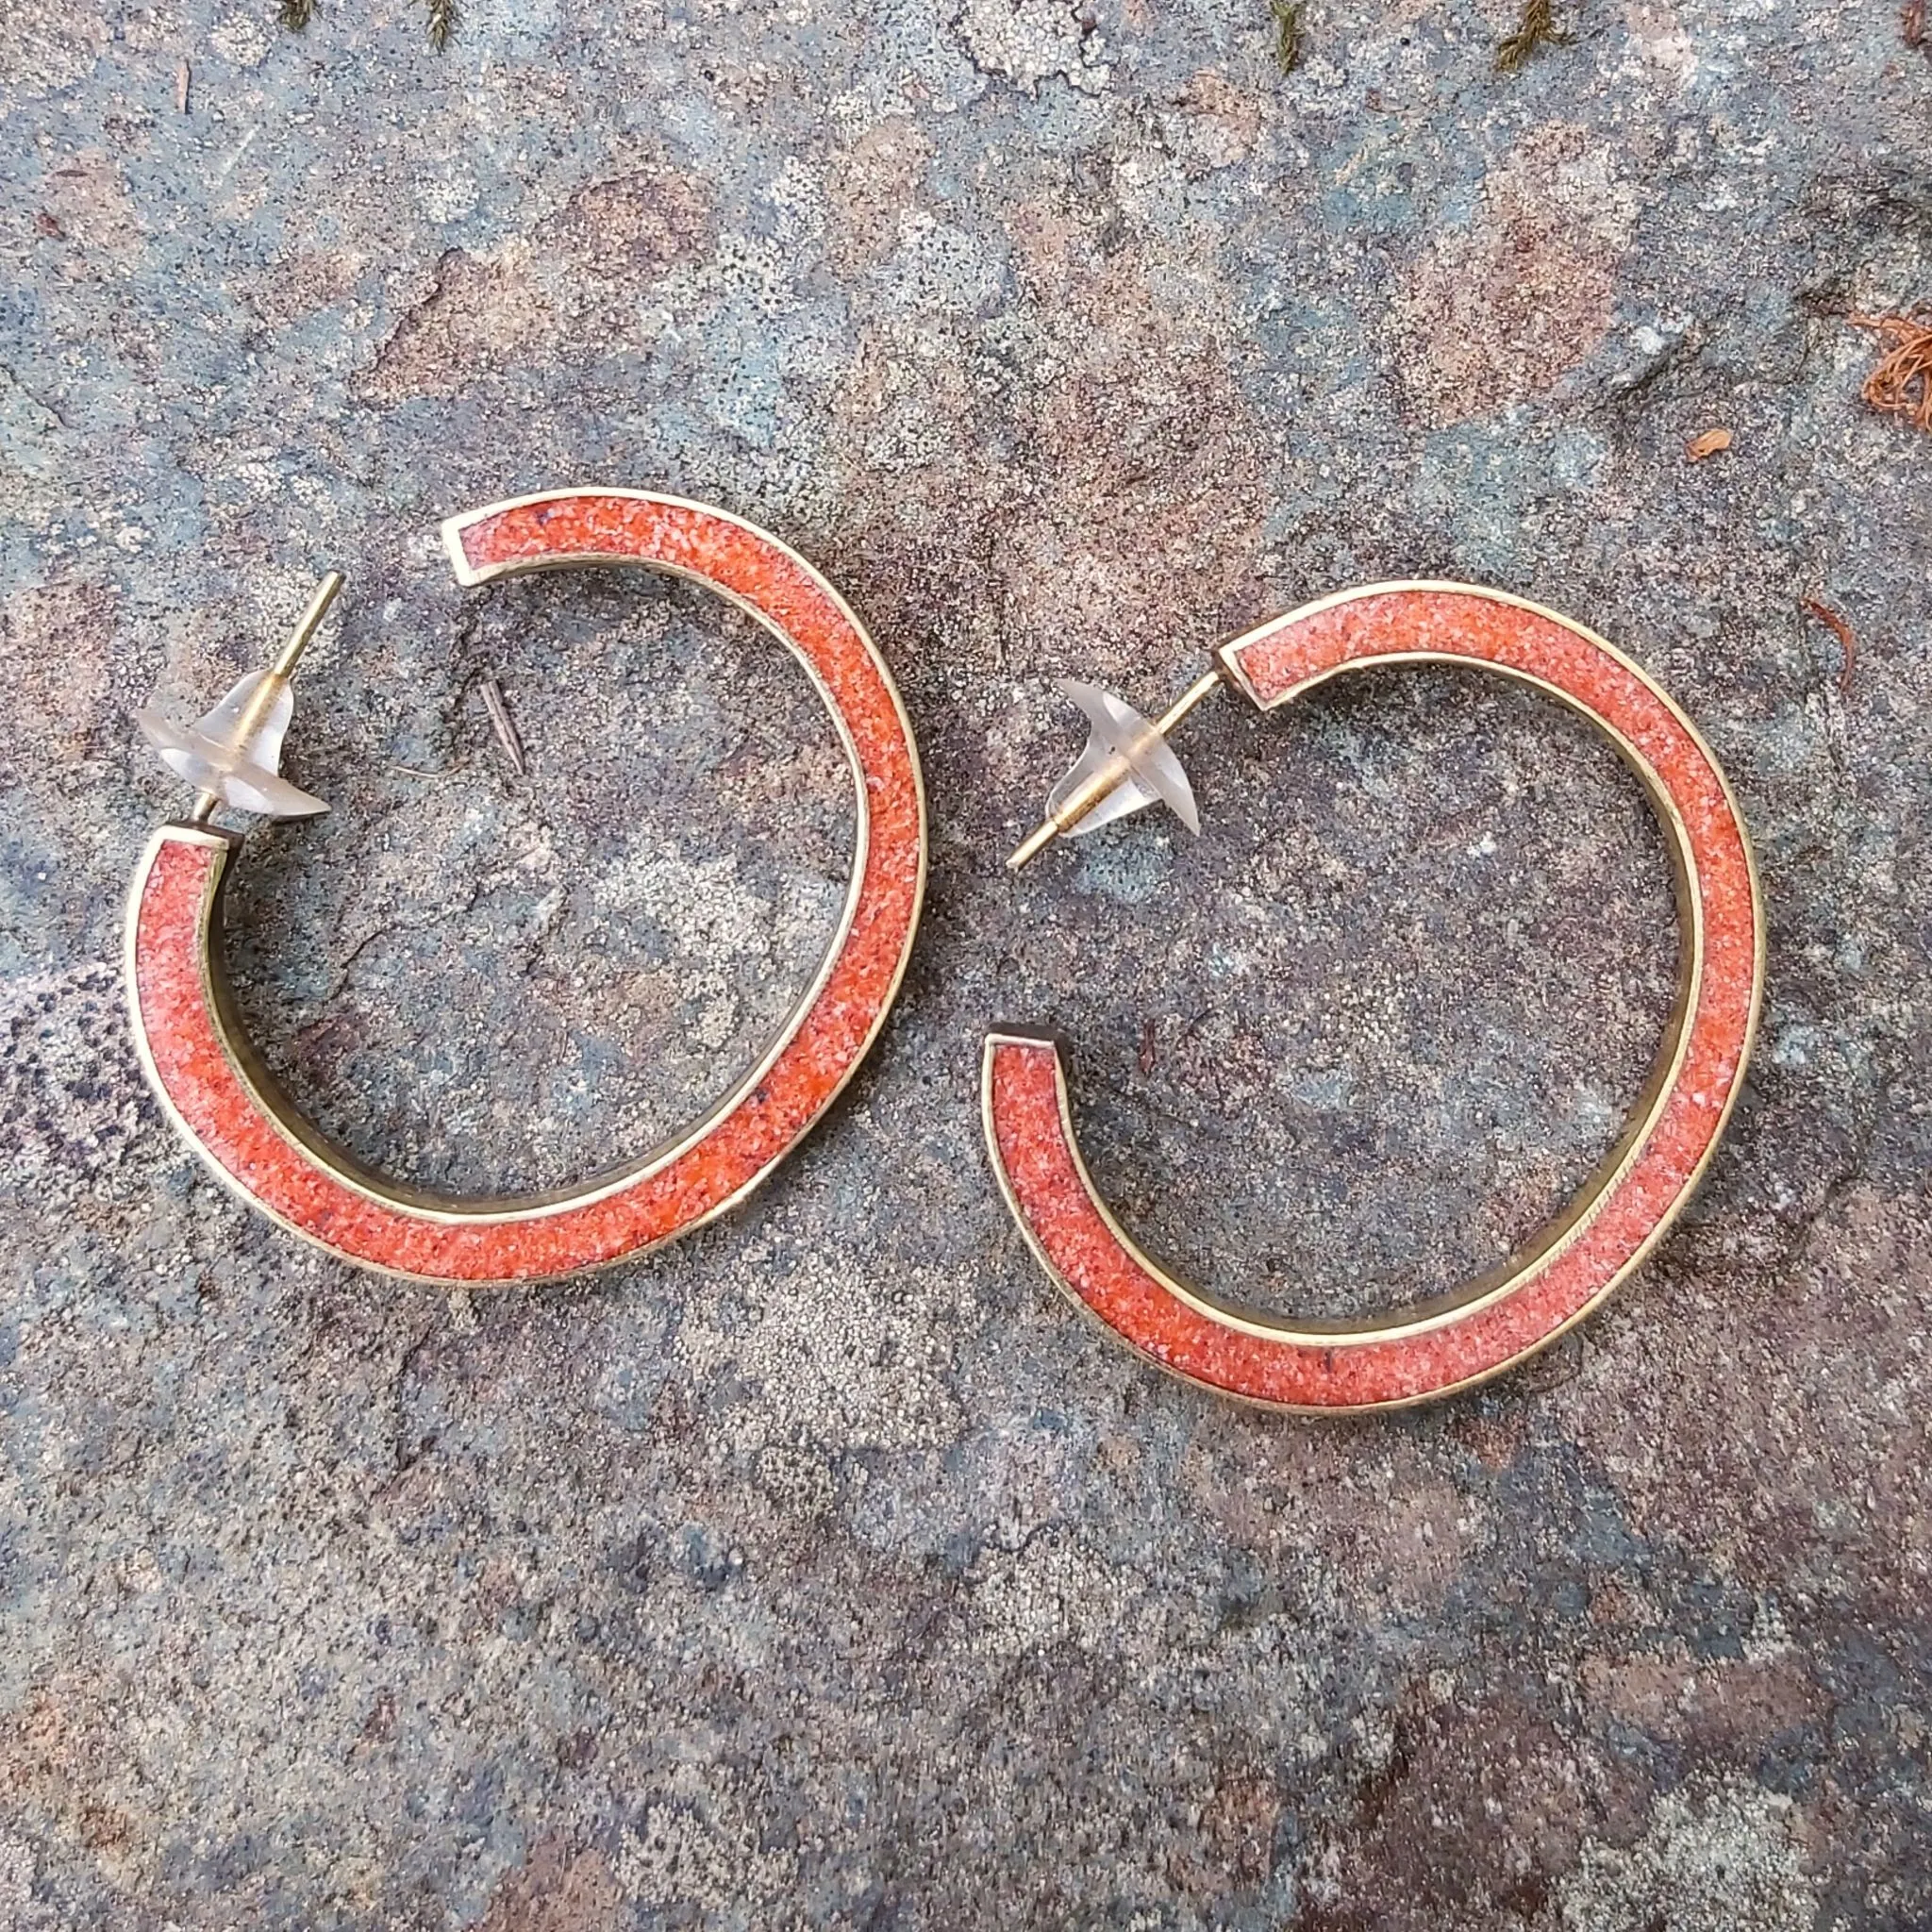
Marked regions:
[427,0,456,47]
[1497,0,1571,72]
[477,675,526,775]
[277,0,314,27]
[1799,597,1857,694]
[1849,308,1932,431]
[1271,0,1305,73]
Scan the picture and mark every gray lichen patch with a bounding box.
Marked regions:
[217,572,855,1197]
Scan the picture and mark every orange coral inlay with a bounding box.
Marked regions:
[984,585,1763,1410]
[128,492,925,1284]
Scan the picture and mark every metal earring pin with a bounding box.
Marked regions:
[135,571,342,822]
[1006,671,1220,871]
[125,489,927,1286]
[984,581,1766,1413]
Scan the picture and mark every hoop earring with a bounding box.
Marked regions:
[984,582,1764,1412]
[126,489,927,1285]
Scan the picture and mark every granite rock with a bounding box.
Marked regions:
[2,0,1929,1924]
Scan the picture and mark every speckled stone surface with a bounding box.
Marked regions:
[3,0,1930,1925]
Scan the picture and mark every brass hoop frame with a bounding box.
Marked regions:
[983,582,1766,1411]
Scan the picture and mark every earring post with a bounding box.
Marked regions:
[272,571,344,678]
[1006,664,1224,871]
[186,572,344,824]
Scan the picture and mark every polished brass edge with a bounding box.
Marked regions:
[438,512,483,587]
